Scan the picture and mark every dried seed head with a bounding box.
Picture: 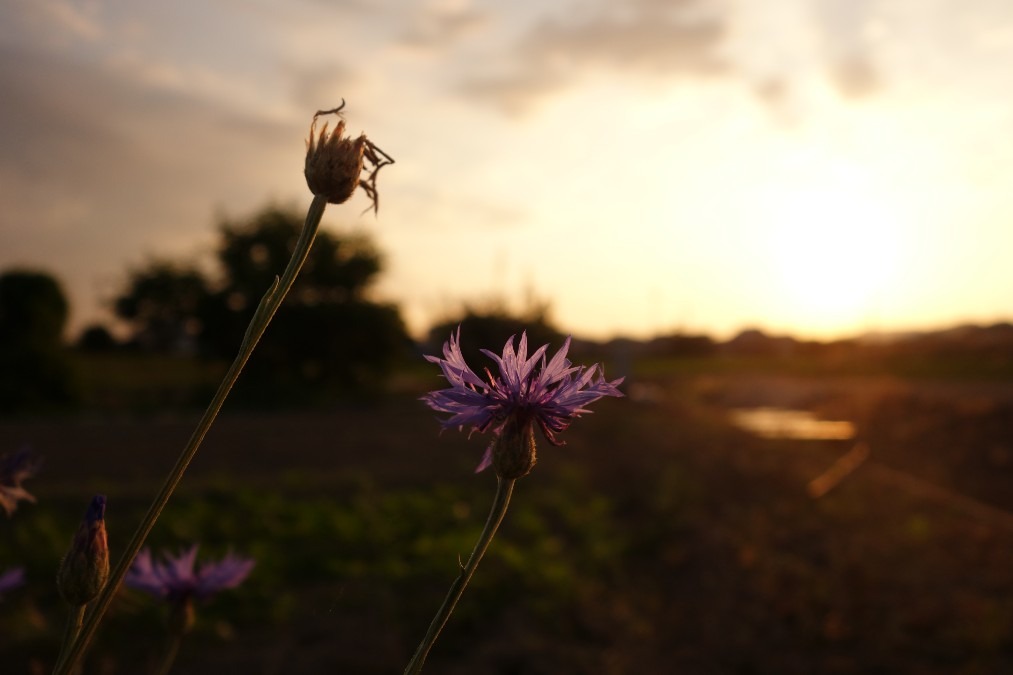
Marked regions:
[303,102,394,214]
[304,115,367,205]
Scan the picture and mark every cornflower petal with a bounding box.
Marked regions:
[0,567,25,597]
[0,485,36,518]
[423,329,624,472]
[164,545,199,589]
[0,447,41,517]
[126,545,254,603]
[533,337,578,391]
[125,549,168,597]
[195,554,255,599]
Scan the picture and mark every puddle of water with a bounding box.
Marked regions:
[730,407,856,441]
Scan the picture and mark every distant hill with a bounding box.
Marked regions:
[577,323,1013,378]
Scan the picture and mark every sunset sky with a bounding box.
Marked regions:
[3,0,1013,341]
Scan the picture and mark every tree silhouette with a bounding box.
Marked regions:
[114,205,409,404]
[0,269,79,410]
[427,300,563,369]
[115,262,209,353]
[208,206,406,403]
[76,324,118,352]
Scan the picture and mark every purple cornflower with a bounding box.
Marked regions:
[0,447,41,517]
[0,567,25,598]
[423,329,624,478]
[125,545,254,603]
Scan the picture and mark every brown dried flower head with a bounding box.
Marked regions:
[304,101,393,214]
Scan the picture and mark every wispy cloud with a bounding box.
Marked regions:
[4,0,104,47]
[810,0,882,98]
[0,42,300,324]
[458,0,727,114]
[399,0,491,52]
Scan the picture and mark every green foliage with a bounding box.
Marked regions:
[147,475,624,604]
[0,469,629,672]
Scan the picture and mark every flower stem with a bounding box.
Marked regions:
[53,604,85,674]
[403,476,516,675]
[52,194,329,675]
[152,634,183,675]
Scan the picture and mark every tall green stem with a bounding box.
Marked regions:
[53,604,85,674]
[403,476,516,675]
[53,194,329,675]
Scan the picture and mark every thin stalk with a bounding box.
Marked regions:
[53,604,85,674]
[403,476,516,675]
[53,194,329,675]
[152,634,183,675]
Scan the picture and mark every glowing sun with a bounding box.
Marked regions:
[761,178,903,333]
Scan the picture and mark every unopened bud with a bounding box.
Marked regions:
[57,495,110,606]
[492,417,537,480]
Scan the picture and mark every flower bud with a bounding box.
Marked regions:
[57,495,110,607]
[492,416,537,480]
[304,114,368,205]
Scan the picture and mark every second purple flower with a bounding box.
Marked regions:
[125,545,254,604]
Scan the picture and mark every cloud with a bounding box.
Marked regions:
[399,2,490,52]
[810,0,883,99]
[829,55,879,99]
[285,60,360,113]
[457,0,727,113]
[0,44,303,330]
[0,0,104,49]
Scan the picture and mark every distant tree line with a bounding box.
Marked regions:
[113,205,411,405]
[0,203,579,413]
[425,297,563,368]
[0,270,79,411]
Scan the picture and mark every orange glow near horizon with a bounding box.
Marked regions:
[759,174,905,336]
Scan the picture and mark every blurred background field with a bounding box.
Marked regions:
[2,340,1011,674]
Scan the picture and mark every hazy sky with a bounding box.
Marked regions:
[3,0,1013,341]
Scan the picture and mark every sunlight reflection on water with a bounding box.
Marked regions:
[730,407,856,441]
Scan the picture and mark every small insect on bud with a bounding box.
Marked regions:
[57,495,110,607]
[304,100,394,214]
